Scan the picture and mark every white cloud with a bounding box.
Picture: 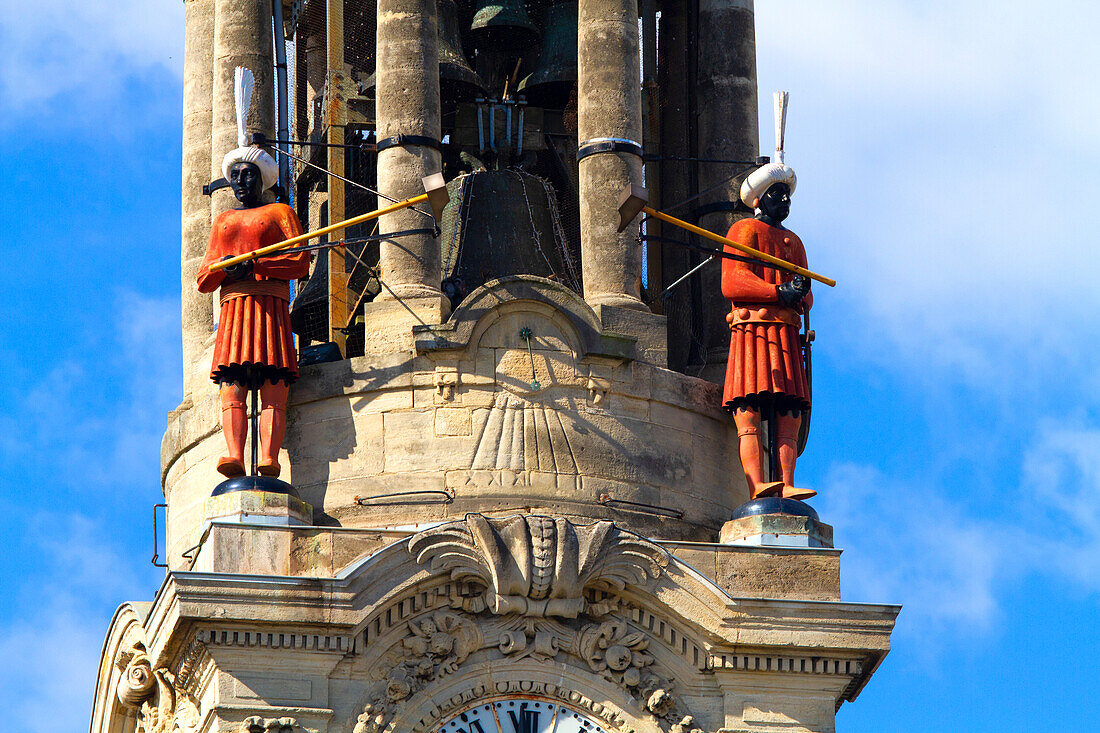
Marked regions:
[0,513,150,733]
[1021,423,1100,588]
[818,463,1004,633]
[819,416,1100,640]
[752,1,1100,397]
[0,290,180,492]
[0,0,185,108]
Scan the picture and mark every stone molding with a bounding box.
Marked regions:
[408,514,670,617]
[173,632,212,699]
[240,716,300,732]
[198,628,355,654]
[708,654,863,676]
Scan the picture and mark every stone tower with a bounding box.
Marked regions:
[90,1,898,732]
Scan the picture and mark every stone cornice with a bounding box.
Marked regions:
[197,627,355,654]
[135,527,897,718]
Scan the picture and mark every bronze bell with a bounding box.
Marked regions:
[518,0,576,107]
[438,0,485,101]
[468,0,539,53]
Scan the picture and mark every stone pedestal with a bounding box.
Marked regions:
[205,476,312,527]
[720,497,834,548]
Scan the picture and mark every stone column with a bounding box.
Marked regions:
[373,0,443,305]
[210,0,275,222]
[693,0,759,380]
[361,0,446,352]
[181,0,215,396]
[577,0,646,312]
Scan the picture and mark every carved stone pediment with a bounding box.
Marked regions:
[408,514,669,617]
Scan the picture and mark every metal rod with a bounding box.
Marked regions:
[640,207,836,287]
[250,384,259,476]
[489,102,496,150]
[658,256,714,301]
[644,155,758,165]
[476,99,485,150]
[266,227,436,257]
[598,495,685,519]
[266,137,373,150]
[151,503,167,568]
[640,234,787,270]
[354,490,454,505]
[277,145,434,220]
[663,165,756,214]
[210,192,431,271]
[271,0,292,197]
[517,104,524,156]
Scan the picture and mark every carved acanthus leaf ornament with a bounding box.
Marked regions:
[408,514,669,617]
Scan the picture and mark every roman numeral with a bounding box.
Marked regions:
[455,720,486,733]
[507,705,540,733]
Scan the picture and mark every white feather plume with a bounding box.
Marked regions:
[773,90,789,164]
[234,66,255,148]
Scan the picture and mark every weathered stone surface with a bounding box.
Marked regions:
[374,0,444,307]
[92,523,896,733]
[720,514,835,548]
[666,542,841,602]
[578,0,647,311]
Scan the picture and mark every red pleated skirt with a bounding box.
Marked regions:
[723,322,809,408]
[211,295,299,384]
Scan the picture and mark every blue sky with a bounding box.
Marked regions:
[0,1,1097,731]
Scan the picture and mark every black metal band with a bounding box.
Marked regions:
[375,134,442,153]
[203,178,230,196]
[576,138,644,162]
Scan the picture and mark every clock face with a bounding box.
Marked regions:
[438,699,610,733]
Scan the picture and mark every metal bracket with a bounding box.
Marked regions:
[598,494,684,519]
[151,503,167,568]
[577,137,644,162]
[354,490,454,506]
[375,134,443,153]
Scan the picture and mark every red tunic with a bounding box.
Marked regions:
[721,217,812,411]
[197,204,310,385]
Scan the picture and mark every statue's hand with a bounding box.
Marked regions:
[776,275,809,307]
[221,256,254,282]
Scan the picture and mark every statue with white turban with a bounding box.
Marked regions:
[196,68,309,478]
[721,92,814,501]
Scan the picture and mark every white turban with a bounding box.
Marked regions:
[740,162,797,208]
[222,146,280,191]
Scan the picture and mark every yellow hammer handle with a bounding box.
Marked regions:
[209,193,430,272]
[642,206,836,287]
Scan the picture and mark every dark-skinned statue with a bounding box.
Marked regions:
[721,135,814,501]
[197,101,309,478]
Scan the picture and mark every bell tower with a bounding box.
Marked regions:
[91,1,898,732]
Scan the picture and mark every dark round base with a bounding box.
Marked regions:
[731,496,819,522]
[212,475,299,498]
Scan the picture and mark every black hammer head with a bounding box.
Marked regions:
[617,184,649,232]
[422,173,450,222]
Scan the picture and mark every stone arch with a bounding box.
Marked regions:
[416,276,634,362]
[89,602,150,733]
